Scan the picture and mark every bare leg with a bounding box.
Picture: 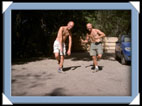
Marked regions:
[97,54,102,61]
[92,56,99,72]
[92,56,98,66]
[59,55,64,68]
[54,53,60,64]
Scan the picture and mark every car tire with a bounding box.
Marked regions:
[115,53,119,60]
[115,51,119,61]
[121,54,127,65]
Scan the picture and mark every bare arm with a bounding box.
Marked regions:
[68,33,72,52]
[81,34,89,43]
[67,33,72,55]
[96,29,106,38]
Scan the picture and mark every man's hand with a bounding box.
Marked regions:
[80,35,89,43]
[81,38,85,43]
[80,37,88,43]
[67,50,71,56]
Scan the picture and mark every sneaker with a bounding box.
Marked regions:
[92,67,99,73]
[58,67,64,73]
[96,68,99,72]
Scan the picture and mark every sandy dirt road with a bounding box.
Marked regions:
[12,52,131,96]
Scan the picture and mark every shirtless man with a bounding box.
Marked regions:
[81,23,105,73]
[53,21,74,73]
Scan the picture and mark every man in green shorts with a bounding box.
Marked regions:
[81,23,106,73]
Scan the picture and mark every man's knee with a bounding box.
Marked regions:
[97,54,102,59]
[92,56,97,59]
[60,55,64,59]
[54,53,59,59]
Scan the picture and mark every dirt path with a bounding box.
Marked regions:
[12,52,131,96]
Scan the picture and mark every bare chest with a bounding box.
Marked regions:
[62,28,70,40]
[89,30,99,38]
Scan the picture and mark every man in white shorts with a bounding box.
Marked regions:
[53,21,74,73]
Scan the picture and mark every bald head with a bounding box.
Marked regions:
[86,23,92,27]
[86,23,93,32]
[68,21,74,25]
[67,21,74,30]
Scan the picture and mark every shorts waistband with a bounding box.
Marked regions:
[91,42,102,45]
[54,40,65,45]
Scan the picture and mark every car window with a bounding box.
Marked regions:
[124,37,131,42]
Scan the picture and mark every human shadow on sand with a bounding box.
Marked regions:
[63,65,81,72]
[85,64,104,70]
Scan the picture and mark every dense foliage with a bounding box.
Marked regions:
[12,10,131,59]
